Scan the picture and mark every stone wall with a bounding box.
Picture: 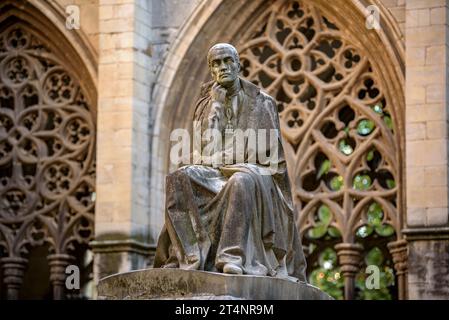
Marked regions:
[381,0,405,37]
[408,238,449,299]
[404,0,448,227]
[55,0,99,54]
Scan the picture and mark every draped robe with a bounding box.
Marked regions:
[154,78,307,281]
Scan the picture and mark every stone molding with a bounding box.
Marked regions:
[90,239,156,257]
[97,269,333,300]
[403,227,449,241]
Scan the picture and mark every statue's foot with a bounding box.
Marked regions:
[275,273,300,283]
[162,262,178,268]
[223,263,243,275]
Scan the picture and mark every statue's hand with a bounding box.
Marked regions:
[208,101,224,131]
[208,82,227,131]
[211,82,227,104]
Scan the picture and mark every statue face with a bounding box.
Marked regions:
[208,47,240,87]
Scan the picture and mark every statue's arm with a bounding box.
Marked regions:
[253,94,287,172]
[190,90,226,167]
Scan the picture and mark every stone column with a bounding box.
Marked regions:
[335,243,363,300]
[1,257,27,300]
[48,254,74,300]
[404,0,449,299]
[93,0,155,287]
[387,240,408,300]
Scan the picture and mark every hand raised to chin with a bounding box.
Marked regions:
[211,81,227,104]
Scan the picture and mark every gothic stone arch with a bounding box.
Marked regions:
[152,0,405,299]
[0,1,97,299]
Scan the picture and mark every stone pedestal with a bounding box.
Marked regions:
[97,268,332,300]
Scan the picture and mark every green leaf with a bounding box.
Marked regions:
[308,243,317,254]
[317,159,331,179]
[353,174,372,190]
[369,202,383,213]
[368,203,384,227]
[330,175,343,191]
[375,224,395,237]
[365,247,384,266]
[328,226,341,238]
[357,119,375,136]
[318,205,332,224]
[366,150,374,161]
[339,139,353,155]
[383,115,393,130]
[386,179,395,189]
[307,223,328,239]
[319,248,338,265]
[383,267,395,286]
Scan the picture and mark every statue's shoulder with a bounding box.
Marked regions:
[199,80,214,98]
[240,78,275,105]
[259,90,276,105]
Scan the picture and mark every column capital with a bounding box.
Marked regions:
[387,239,408,276]
[1,257,28,300]
[334,243,363,277]
[90,239,155,256]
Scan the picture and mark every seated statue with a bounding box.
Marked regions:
[153,43,307,282]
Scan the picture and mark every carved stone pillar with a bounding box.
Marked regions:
[1,257,28,300]
[48,254,74,300]
[335,243,363,300]
[387,239,408,300]
[95,0,153,285]
[91,239,153,293]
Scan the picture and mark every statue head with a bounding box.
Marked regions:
[207,43,240,87]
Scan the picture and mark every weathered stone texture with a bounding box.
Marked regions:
[55,0,99,53]
[381,0,406,36]
[97,269,332,300]
[94,0,154,283]
[408,240,449,299]
[405,0,449,227]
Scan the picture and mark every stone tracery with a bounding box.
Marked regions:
[238,0,403,299]
[0,25,95,299]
